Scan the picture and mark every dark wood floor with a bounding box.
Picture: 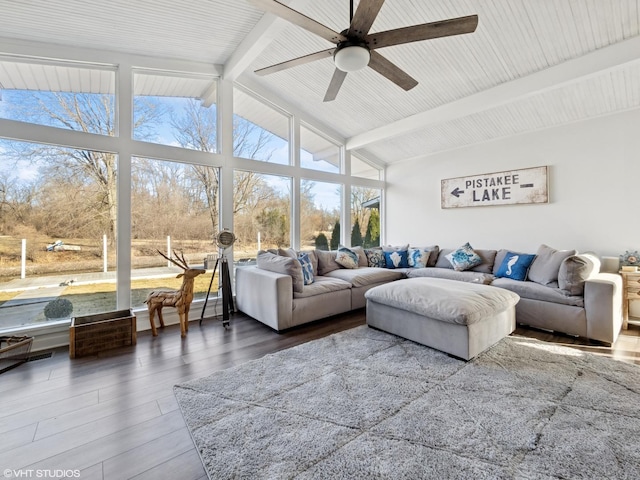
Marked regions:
[1,311,638,479]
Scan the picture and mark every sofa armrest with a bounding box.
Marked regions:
[235,266,293,331]
[584,273,623,344]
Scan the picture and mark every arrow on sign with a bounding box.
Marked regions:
[451,187,465,198]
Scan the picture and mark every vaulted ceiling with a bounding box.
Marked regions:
[2,0,639,165]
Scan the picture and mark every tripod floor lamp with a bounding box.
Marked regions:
[200,229,235,328]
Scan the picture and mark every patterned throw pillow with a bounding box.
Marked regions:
[495,251,536,281]
[408,247,433,268]
[445,243,483,272]
[335,247,359,269]
[365,248,385,268]
[384,250,409,269]
[298,252,314,285]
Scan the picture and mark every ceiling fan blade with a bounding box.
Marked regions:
[366,15,479,50]
[368,51,418,91]
[247,0,346,44]
[323,69,347,102]
[255,49,335,76]
[348,0,385,37]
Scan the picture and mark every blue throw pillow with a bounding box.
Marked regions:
[384,250,409,269]
[408,247,433,268]
[445,242,482,272]
[298,253,314,285]
[495,251,536,281]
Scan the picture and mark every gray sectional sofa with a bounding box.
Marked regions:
[235,244,624,345]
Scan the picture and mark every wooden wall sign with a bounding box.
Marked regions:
[441,166,548,209]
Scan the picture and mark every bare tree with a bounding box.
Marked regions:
[299,180,339,247]
[233,171,275,215]
[233,116,275,161]
[172,99,216,154]
[0,171,37,234]
[6,92,163,244]
[172,100,281,242]
[190,165,219,236]
[131,159,191,239]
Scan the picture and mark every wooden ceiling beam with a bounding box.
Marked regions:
[224,0,312,81]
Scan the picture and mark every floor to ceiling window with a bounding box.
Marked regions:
[352,153,382,180]
[351,186,381,248]
[129,157,219,310]
[133,70,218,152]
[300,180,342,251]
[0,59,118,329]
[300,123,341,174]
[0,139,119,329]
[233,87,289,165]
[0,47,384,336]
[233,172,292,258]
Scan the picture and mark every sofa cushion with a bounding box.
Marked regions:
[528,244,577,286]
[406,267,494,285]
[365,248,385,268]
[491,278,584,307]
[435,249,454,269]
[469,249,498,273]
[293,276,352,299]
[365,277,520,326]
[445,243,483,271]
[382,244,409,253]
[335,246,360,269]
[326,266,404,288]
[384,250,409,269]
[316,249,341,275]
[494,252,536,281]
[298,252,315,285]
[558,253,600,296]
[350,246,369,267]
[299,250,318,276]
[427,245,440,267]
[257,252,304,293]
[278,247,297,259]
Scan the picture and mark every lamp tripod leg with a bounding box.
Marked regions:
[221,259,235,328]
[200,258,219,325]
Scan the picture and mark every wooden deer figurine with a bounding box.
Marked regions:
[145,250,206,338]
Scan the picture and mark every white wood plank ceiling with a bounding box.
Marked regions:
[1,0,639,164]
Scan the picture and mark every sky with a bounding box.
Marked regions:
[1,89,344,211]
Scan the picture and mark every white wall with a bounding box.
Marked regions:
[386,109,640,316]
[386,109,638,259]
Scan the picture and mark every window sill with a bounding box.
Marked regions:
[0,297,229,352]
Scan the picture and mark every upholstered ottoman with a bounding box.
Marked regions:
[365,277,520,360]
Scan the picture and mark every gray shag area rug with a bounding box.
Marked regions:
[174,326,640,479]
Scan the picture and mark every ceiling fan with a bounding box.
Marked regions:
[248,0,478,102]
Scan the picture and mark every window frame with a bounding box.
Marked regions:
[0,46,385,338]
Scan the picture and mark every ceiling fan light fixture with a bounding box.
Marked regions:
[334,43,370,72]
